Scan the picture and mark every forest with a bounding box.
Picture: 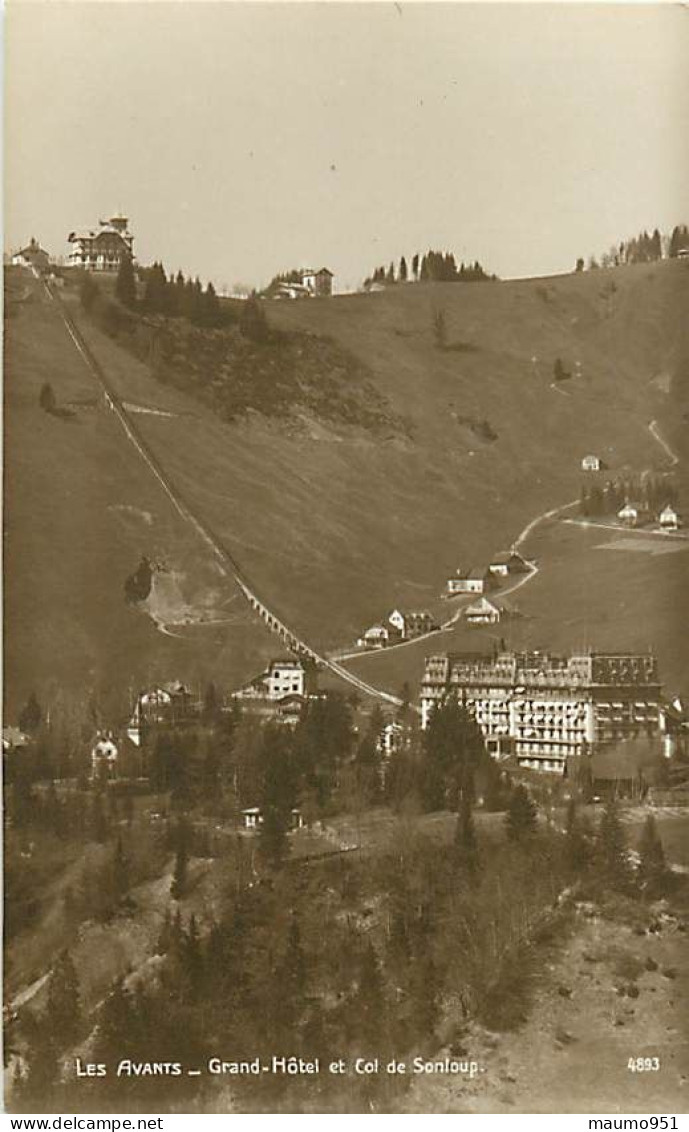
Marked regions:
[5,692,681,1113]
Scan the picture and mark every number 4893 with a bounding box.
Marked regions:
[627,1057,660,1072]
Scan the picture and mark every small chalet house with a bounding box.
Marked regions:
[358,624,389,649]
[581,454,602,472]
[301,268,333,297]
[465,597,506,625]
[447,568,494,596]
[91,732,118,781]
[12,237,51,271]
[387,609,407,639]
[67,213,134,272]
[618,502,651,528]
[488,550,530,578]
[659,504,681,531]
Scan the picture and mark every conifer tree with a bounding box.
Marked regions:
[563,798,590,874]
[240,296,269,343]
[157,907,173,955]
[454,793,480,876]
[19,691,43,734]
[399,256,408,283]
[505,784,537,842]
[39,382,57,413]
[170,820,190,900]
[115,254,137,308]
[46,950,81,1047]
[595,798,631,891]
[638,814,668,897]
[112,835,130,903]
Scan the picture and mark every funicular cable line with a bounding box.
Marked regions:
[46,279,401,706]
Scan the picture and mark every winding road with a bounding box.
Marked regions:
[36,268,682,705]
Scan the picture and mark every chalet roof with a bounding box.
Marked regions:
[18,241,49,257]
[465,597,499,614]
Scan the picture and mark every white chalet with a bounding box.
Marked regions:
[447,568,492,596]
[358,624,389,649]
[659,504,681,531]
[618,502,650,528]
[387,609,407,637]
[488,550,530,577]
[581,455,601,472]
[91,732,118,780]
[464,597,505,625]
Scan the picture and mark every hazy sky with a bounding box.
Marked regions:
[6,2,689,290]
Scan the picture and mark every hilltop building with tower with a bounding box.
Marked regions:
[67,213,134,272]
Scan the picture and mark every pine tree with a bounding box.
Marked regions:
[202,682,222,725]
[454,793,480,876]
[39,382,57,413]
[19,691,43,734]
[505,784,537,842]
[95,977,136,1067]
[399,256,408,283]
[354,942,386,1048]
[553,357,568,382]
[184,912,203,996]
[432,307,447,350]
[170,821,190,900]
[595,798,630,891]
[637,814,668,897]
[563,798,590,874]
[240,297,269,342]
[113,835,130,903]
[157,907,173,955]
[411,253,420,281]
[46,950,81,1047]
[115,254,137,308]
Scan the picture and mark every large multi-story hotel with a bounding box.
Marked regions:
[420,650,662,773]
[67,213,134,272]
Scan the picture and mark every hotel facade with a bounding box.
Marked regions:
[420,650,662,773]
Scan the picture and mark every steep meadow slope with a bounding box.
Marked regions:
[4,259,687,714]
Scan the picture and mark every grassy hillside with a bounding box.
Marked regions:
[4,258,688,717]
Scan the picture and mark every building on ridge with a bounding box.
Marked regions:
[67,213,134,272]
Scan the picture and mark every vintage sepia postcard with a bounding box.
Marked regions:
[3,0,688,1118]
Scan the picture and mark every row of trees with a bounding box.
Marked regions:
[79,258,229,330]
[578,223,688,272]
[365,250,495,289]
[579,473,678,518]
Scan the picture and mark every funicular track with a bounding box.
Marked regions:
[44,278,401,706]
